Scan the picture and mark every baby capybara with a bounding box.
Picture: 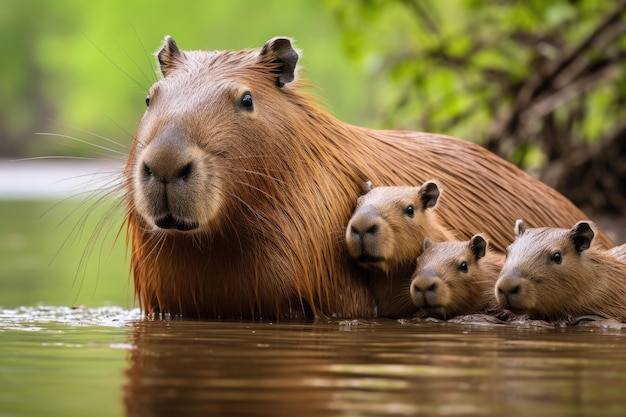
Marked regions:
[410,235,503,319]
[495,220,626,321]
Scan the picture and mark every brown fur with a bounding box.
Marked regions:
[344,181,456,317]
[410,235,503,319]
[345,181,455,273]
[124,36,613,319]
[495,220,626,321]
[608,243,626,263]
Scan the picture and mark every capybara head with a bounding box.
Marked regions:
[410,234,502,319]
[129,36,300,233]
[495,220,603,320]
[345,181,448,274]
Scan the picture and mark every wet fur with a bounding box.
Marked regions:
[608,243,626,263]
[125,37,613,319]
[496,222,626,321]
[345,183,456,317]
[410,237,503,319]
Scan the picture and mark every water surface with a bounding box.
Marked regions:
[2,307,626,417]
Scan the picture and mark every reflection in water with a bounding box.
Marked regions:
[124,317,626,416]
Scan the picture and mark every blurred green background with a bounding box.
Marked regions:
[1,0,625,309]
[1,0,374,158]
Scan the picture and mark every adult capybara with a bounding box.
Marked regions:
[410,235,503,319]
[124,36,613,318]
[345,181,456,317]
[495,220,626,321]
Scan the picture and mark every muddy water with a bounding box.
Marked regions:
[2,307,626,416]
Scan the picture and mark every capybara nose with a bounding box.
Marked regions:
[142,159,194,184]
[349,205,382,238]
[410,274,440,308]
[412,276,439,295]
[496,277,520,296]
[350,223,378,238]
[139,128,198,185]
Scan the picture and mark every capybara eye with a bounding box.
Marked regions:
[145,95,150,107]
[458,261,468,273]
[551,251,563,264]
[404,204,415,217]
[240,91,254,111]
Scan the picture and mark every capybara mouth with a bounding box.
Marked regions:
[501,300,523,313]
[357,254,385,264]
[421,302,444,309]
[154,213,199,232]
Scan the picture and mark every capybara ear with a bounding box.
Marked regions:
[469,234,487,260]
[260,37,299,87]
[361,180,374,195]
[514,219,526,236]
[423,238,432,250]
[157,36,184,77]
[569,221,595,253]
[418,181,440,210]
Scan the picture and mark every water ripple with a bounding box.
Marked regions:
[0,305,141,331]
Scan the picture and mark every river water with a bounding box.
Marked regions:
[2,307,626,417]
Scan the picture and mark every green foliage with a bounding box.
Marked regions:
[328,0,626,163]
[0,0,370,158]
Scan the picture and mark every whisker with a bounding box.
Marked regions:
[40,181,124,304]
[13,155,109,162]
[105,114,135,141]
[44,119,131,151]
[82,32,146,91]
[227,168,289,187]
[131,24,158,85]
[109,33,153,86]
[80,196,126,301]
[35,132,127,156]
[229,179,285,205]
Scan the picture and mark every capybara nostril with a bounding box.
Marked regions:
[176,162,193,183]
[412,277,438,294]
[365,224,378,235]
[141,153,195,184]
[142,162,154,180]
[496,278,520,297]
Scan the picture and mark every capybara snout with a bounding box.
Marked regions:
[495,270,524,312]
[133,125,218,232]
[410,272,442,308]
[345,181,448,273]
[346,204,387,264]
